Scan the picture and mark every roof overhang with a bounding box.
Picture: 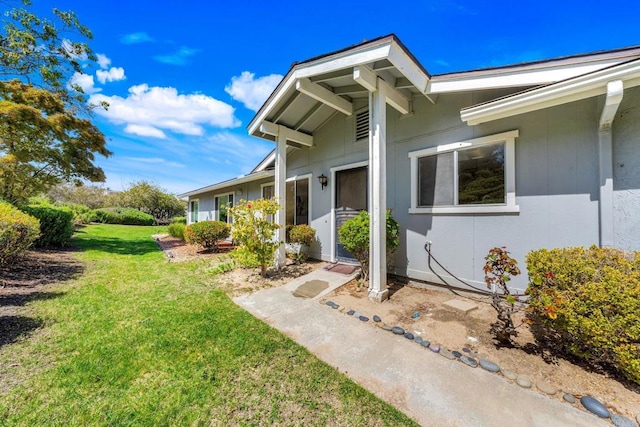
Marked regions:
[177,170,274,199]
[248,34,431,142]
[460,58,640,125]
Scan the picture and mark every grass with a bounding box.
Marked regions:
[0,224,416,426]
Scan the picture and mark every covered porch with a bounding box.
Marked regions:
[247,35,433,302]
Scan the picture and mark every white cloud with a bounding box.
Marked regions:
[96,54,111,69]
[225,71,282,111]
[121,32,154,44]
[96,67,126,84]
[90,84,240,139]
[153,47,200,66]
[68,72,100,94]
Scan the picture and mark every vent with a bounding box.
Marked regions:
[355,109,369,141]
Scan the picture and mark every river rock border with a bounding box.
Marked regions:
[321,299,640,426]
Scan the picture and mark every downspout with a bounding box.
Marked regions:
[598,80,624,247]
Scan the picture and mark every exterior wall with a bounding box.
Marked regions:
[286,90,603,292]
[613,85,640,250]
[187,177,274,224]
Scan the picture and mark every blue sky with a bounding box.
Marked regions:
[28,0,640,195]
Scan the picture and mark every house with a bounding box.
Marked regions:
[179,34,640,300]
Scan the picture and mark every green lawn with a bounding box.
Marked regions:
[0,224,416,426]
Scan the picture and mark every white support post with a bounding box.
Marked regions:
[368,80,388,302]
[275,132,287,267]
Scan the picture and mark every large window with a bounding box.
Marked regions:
[409,130,519,214]
[286,176,309,225]
[214,193,234,223]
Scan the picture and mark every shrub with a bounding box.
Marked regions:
[168,222,186,240]
[526,245,640,385]
[286,224,316,264]
[0,201,40,266]
[58,202,92,224]
[483,247,521,344]
[337,210,400,282]
[171,216,186,224]
[229,199,281,277]
[21,203,74,247]
[184,221,230,251]
[92,207,154,226]
[229,247,261,268]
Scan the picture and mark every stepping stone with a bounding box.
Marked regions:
[439,349,456,360]
[580,396,610,418]
[516,375,532,388]
[460,355,478,368]
[382,324,393,331]
[420,340,430,348]
[391,326,405,335]
[326,301,336,307]
[353,311,363,318]
[452,350,462,359]
[404,332,414,340]
[373,315,381,323]
[479,359,500,373]
[414,336,423,344]
[462,347,471,353]
[562,393,576,404]
[429,344,440,353]
[443,299,478,314]
[536,381,557,395]
[346,310,355,316]
[359,316,369,322]
[611,414,636,427]
[501,369,517,380]
[331,304,339,309]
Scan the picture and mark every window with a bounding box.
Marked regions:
[189,199,199,224]
[409,130,519,214]
[214,193,234,223]
[261,183,275,223]
[286,176,309,225]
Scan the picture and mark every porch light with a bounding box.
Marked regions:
[318,174,328,190]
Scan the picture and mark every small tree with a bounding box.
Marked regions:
[229,198,281,277]
[483,247,521,345]
[337,210,400,282]
[184,221,230,252]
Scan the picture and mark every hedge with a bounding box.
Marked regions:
[526,246,640,385]
[93,207,154,226]
[184,221,229,251]
[168,222,186,240]
[0,201,40,266]
[21,204,74,247]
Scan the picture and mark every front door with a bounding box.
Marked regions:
[335,166,368,262]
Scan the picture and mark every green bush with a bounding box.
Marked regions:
[286,224,316,264]
[92,207,154,226]
[58,202,92,224]
[337,210,400,282]
[526,245,640,385]
[0,201,40,266]
[229,247,261,268]
[168,222,186,240]
[184,221,230,251]
[171,216,186,224]
[21,204,74,247]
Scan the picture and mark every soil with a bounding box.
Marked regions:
[327,278,640,420]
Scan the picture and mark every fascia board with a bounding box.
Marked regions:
[177,170,274,198]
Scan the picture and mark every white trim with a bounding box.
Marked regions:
[214,192,234,223]
[260,121,314,147]
[296,78,353,116]
[261,182,275,198]
[329,160,369,262]
[178,170,274,198]
[285,174,312,226]
[408,131,519,215]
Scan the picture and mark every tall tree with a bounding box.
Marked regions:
[0,1,110,204]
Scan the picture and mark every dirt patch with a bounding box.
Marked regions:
[328,278,640,420]
[154,234,326,297]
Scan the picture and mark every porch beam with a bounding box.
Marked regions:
[260,120,314,147]
[379,78,410,115]
[296,78,353,116]
[353,65,378,92]
[293,103,324,131]
[272,91,301,123]
[333,84,368,96]
[309,68,353,83]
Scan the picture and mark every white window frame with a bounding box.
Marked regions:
[214,192,234,223]
[188,199,199,224]
[408,130,519,215]
[285,174,312,226]
[261,182,275,199]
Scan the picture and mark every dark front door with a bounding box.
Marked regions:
[335,166,368,262]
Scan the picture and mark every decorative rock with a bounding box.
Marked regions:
[460,355,478,368]
[611,414,636,427]
[391,326,405,335]
[580,396,610,419]
[536,381,557,395]
[420,340,430,348]
[404,332,414,340]
[462,347,471,353]
[452,350,462,358]
[439,349,456,360]
[326,301,336,307]
[501,369,517,380]
[414,336,423,344]
[429,344,440,353]
[359,316,369,322]
[373,315,381,323]
[516,375,532,388]
[353,311,363,318]
[479,359,500,373]
[331,304,339,309]
[346,310,355,316]
[562,393,576,404]
[382,324,393,331]
[412,312,420,318]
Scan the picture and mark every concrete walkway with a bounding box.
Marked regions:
[233,269,605,427]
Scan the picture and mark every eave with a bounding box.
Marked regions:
[177,170,274,199]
